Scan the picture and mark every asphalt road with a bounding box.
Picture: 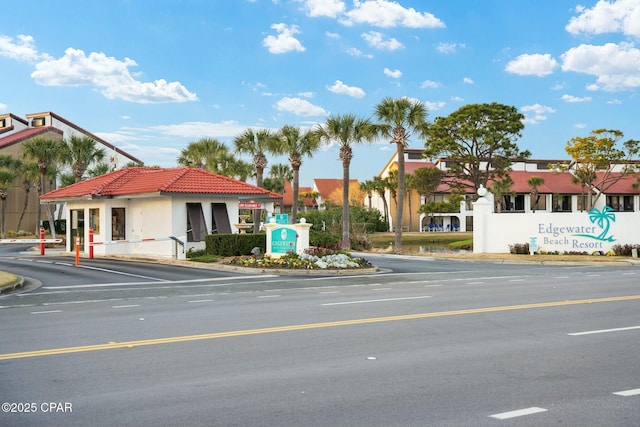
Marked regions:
[0,248,639,426]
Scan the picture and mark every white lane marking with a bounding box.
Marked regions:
[112,304,141,309]
[187,299,214,303]
[510,279,525,282]
[372,288,392,291]
[568,325,640,336]
[44,275,277,289]
[587,274,601,277]
[322,296,432,306]
[468,281,485,284]
[490,407,547,420]
[613,388,640,397]
[622,272,636,275]
[319,291,340,294]
[30,310,62,315]
[258,295,280,299]
[74,264,170,281]
[35,260,53,264]
[555,276,569,279]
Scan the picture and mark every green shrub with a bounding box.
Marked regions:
[206,234,266,256]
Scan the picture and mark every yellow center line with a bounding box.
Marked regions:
[2,294,639,361]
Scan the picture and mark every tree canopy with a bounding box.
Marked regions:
[424,102,529,194]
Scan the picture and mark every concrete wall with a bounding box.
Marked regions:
[473,193,640,253]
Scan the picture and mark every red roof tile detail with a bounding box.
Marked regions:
[40,167,282,200]
[0,127,63,148]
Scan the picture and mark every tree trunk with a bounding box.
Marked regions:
[342,160,350,250]
[16,183,30,232]
[395,143,405,253]
[254,167,264,233]
[291,168,300,224]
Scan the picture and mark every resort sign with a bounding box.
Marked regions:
[536,207,616,252]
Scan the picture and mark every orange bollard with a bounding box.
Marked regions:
[75,236,80,266]
[40,227,45,256]
[89,228,94,259]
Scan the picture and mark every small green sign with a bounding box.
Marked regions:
[271,227,297,254]
[274,214,289,224]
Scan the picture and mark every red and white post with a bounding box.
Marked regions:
[39,227,45,256]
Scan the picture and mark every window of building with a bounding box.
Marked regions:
[31,117,46,127]
[0,118,5,128]
[577,195,589,212]
[407,152,422,160]
[552,195,571,212]
[186,203,207,242]
[536,162,551,170]
[530,193,546,211]
[111,208,125,240]
[606,195,634,212]
[89,208,100,233]
[514,194,525,211]
[211,203,232,234]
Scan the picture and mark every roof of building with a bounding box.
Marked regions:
[506,171,584,194]
[313,178,359,200]
[282,181,316,207]
[40,167,283,201]
[0,126,64,148]
[595,173,640,194]
[26,111,144,165]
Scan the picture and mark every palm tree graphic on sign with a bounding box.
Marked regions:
[577,206,616,242]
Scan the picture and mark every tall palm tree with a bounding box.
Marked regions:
[16,161,40,232]
[87,162,112,178]
[374,97,429,253]
[234,129,280,232]
[63,135,106,182]
[314,114,376,249]
[404,172,415,231]
[22,137,66,236]
[0,155,22,238]
[274,125,321,224]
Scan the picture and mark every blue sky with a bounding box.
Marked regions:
[1,0,639,186]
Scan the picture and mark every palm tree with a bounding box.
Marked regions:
[374,97,430,253]
[63,135,106,182]
[16,161,39,232]
[314,114,376,249]
[178,138,230,170]
[87,162,111,178]
[234,129,280,232]
[360,179,376,209]
[274,126,321,224]
[22,137,66,236]
[371,175,390,226]
[0,155,22,238]
[404,172,415,231]
[527,176,544,213]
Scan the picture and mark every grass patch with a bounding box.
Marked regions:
[188,254,221,263]
[369,232,472,248]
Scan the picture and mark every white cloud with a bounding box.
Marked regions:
[151,120,248,137]
[346,47,373,58]
[573,123,587,129]
[561,94,592,103]
[561,42,640,91]
[299,0,346,18]
[30,47,197,103]
[463,77,474,84]
[566,0,640,37]
[505,53,558,77]
[451,96,464,102]
[0,102,7,112]
[275,97,328,116]
[383,67,402,78]
[327,80,366,98]
[340,0,445,29]
[262,23,305,54]
[362,31,404,50]
[298,91,314,98]
[521,103,556,124]
[436,42,464,54]
[325,31,340,39]
[420,80,440,89]
[0,34,44,63]
[607,98,622,104]
[423,101,446,110]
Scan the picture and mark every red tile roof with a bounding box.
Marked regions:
[0,127,63,148]
[596,172,640,194]
[282,181,316,207]
[506,171,584,194]
[40,167,283,201]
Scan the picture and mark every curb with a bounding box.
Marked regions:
[0,276,25,294]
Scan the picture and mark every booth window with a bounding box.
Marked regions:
[186,203,207,242]
[111,208,125,240]
[89,209,100,233]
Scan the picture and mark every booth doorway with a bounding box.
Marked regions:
[70,209,85,251]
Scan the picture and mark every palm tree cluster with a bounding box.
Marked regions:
[0,134,130,237]
[177,97,429,252]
